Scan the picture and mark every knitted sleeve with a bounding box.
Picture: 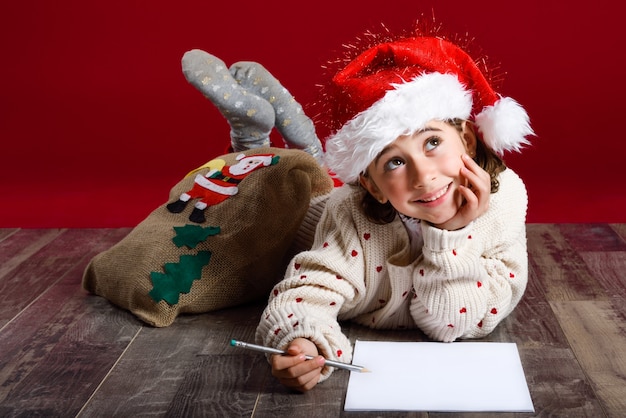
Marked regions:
[255,186,366,381]
[409,169,528,342]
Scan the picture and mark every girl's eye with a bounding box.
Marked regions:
[383,158,404,172]
[425,136,441,152]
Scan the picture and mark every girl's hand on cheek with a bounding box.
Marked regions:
[270,337,324,392]
[436,154,491,230]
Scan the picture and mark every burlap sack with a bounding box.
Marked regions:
[82,148,333,327]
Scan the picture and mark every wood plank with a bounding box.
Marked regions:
[196,301,267,356]
[81,303,426,418]
[162,355,268,417]
[255,373,351,418]
[0,228,138,417]
[482,298,570,348]
[0,228,65,281]
[526,224,608,302]
[0,228,19,242]
[515,347,606,417]
[78,303,268,417]
[579,252,626,300]
[550,300,626,417]
[609,223,626,242]
[559,223,626,252]
[0,228,130,328]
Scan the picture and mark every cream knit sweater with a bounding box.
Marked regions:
[256,168,528,380]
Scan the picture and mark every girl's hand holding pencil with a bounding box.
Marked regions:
[230,338,369,393]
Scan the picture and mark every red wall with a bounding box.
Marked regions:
[1,1,625,227]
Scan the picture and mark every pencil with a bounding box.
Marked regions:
[230,339,370,373]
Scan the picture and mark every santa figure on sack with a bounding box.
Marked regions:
[166,153,279,223]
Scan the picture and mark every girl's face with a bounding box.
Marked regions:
[360,119,476,225]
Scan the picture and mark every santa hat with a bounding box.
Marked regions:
[236,153,278,166]
[323,36,534,183]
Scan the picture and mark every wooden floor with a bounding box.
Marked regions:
[0,225,625,417]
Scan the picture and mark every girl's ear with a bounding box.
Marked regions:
[359,174,388,204]
[461,120,478,156]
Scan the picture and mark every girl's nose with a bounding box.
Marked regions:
[409,159,436,189]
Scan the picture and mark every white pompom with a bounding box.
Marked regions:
[475,96,534,155]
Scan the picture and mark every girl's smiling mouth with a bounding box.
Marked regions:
[416,183,451,203]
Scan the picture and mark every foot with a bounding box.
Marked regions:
[182,50,275,151]
[189,207,206,223]
[166,199,188,213]
[230,61,324,161]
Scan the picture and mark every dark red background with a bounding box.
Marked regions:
[1,1,625,227]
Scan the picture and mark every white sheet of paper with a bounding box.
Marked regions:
[345,341,534,412]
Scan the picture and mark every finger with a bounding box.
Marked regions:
[271,352,308,373]
[459,179,490,220]
[272,354,325,377]
[278,367,321,392]
[461,166,490,195]
[462,153,480,170]
[285,338,319,357]
[462,154,490,182]
[284,343,307,356]
[458,185,478,210]
[273,356,324,392]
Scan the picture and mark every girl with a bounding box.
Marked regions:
[254,34,534,392]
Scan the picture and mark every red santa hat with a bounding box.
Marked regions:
[236,153,277,166]
[323,36,534,183]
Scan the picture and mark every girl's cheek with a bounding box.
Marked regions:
[441,157,465,178]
